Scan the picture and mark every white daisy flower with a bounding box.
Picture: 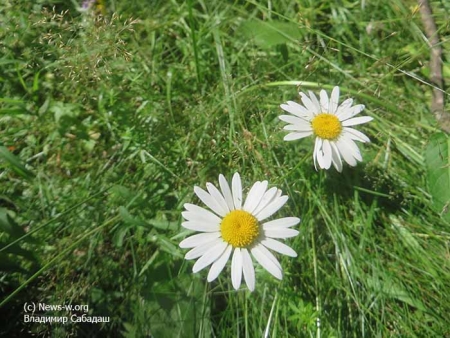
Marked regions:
[179,173,300,292]
[279,86,373,172]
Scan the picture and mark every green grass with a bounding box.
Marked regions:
[1,0,450,336]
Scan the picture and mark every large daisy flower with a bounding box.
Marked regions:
[179,173,300,292]
[279,86,373,172]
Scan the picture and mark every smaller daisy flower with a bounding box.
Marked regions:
[179,173,300,292]
[279,86,373,172]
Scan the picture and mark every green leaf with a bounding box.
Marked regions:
[425,133,450,222]
[367,276,426,312]
[0,146,35,179]
[118,206,148,227]
[0,208,26,239]
[112,226,129,248]
[0,253,25,273]
[38,97,50,115]
[109,185,134,204]
[0,107,27,115]
[239,19,302,48]
[0,195,16,209]
[390,215,420,251]
[140,274,212,338]
[0,240,37,262]
[148,218,178,231]
[50,101,78,123]
[50,101,89,139]
[152,234,182,258]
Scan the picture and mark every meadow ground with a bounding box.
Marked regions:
[1,0,450,337]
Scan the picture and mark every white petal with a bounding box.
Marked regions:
[194,186,227,217]
[253,187,278,216]
[231,248,243,290]
[263,217,300,229]
[335,98,353,118]
[261,238,297,257]
[255,195,289,221]
[280,101,311,118]
[336,138,357,166]
[330,141,343,172]
[274,189,282,200]
[283,131,313,141]
[179,232,221,248]
[300,92,319,115]
[343,127,370,143]
[329,86,340,114]
[251,245,282,280]
[337,104,364,121]
[278,115,310,126]
[193,240,228,273]
[185,238,222,260]
[243,181,268,214]
[308,91,321,114]
[316,150,326,169]
[241,249,255,291]
[322,140,332,169]
[183,203,222,223]
[242,181,260,211]
[315,138,328,169]
[254,244,282,270]
[313,137,320,170]
[207,244,232,282]
[319,89,329,112]
[341,116,373,127]
[206,182,230,214]
[283,124,313,132]
[181,221,220,232]
[264,228,299,239]
[232,173,243,210]
[340,135,362,161]
[219,174,235,211]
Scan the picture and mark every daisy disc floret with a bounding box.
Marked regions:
[179,173,300,292]
[279,86,373,172]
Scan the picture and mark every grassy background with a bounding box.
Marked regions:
[1,0,450,336]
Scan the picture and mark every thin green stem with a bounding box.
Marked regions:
[0,215,119,308]
[0,186,112,253]
[187,0,202,84]
[311,226,321,338]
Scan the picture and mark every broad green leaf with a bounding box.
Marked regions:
[109,185,134,204]
[0,195,16,208]
[112,226,129,248]
[49,101,89,139]
[50,101,78,123]
[38,97,50,115]
[0,146,35,179]
[0,253,25,273]
[425,133,450,222]
[390,215,420,250]
[239,19,302,48]
[0,108,27,115]
[153,235,181,256]
[382,282,426,312]
[367,276,426,312]
[138,274,211,338]
[148,218,178,231]
[118,206,148,227]
[0,208,26,239]
[0,60,26,66]
[0,240,37,262]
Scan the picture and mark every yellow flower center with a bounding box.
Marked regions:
[311,113,342,140]
[220,210,260,248]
